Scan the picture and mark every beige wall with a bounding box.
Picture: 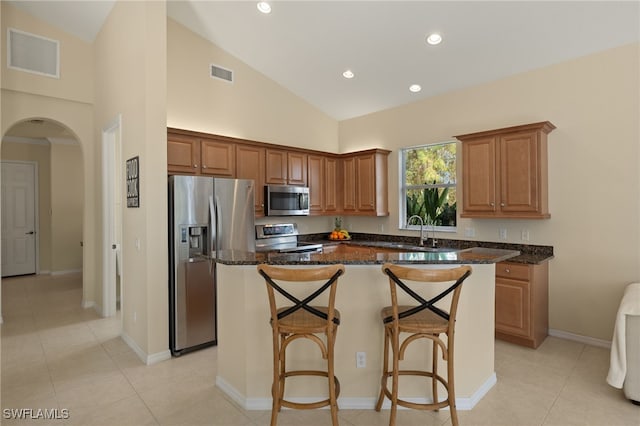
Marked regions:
[0,1,96,309]
[1,2,93,104]
[1,141,52,272]
[339,43,640,341]
[51,143,83,272]
[167,19,339,152]
[94,0,168,359]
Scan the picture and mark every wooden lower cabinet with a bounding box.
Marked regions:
[495,261,549,348]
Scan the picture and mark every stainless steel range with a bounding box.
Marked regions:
[255,223,323,253]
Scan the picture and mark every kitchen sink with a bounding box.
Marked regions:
[349,241,466,253]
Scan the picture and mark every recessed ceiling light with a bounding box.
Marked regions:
[426,33,442,45]
[257,2,271,14]
[342,69,355,79]
[409,84,422,93]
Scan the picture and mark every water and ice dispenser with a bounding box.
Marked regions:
[180,225,209,259]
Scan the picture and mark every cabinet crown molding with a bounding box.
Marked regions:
[455,121,555,141]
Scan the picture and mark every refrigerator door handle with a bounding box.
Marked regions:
[209,195,216,275]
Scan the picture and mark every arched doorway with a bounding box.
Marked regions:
[1,118,84,278]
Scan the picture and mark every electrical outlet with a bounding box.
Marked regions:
[356,352,366,368]
[133,311,137,323]
[380,224,385,232]
[521,229,530,241]
[464,227,475,238]
[499,228,507,240]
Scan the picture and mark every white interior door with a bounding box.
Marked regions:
[1,161,38,277]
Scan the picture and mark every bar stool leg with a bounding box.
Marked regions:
[270,331,281,426]
[375,327,390,411]
[389,328,400,426]
[432,336,439,408]
[448,338,459,426]
[328,332,339,426]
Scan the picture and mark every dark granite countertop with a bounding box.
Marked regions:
[216,245,520,266]
[216,233,552,266]
[300,233,554,265]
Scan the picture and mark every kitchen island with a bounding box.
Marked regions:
[215,244,519,411]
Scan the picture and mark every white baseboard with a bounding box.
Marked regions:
[51,269,82,276]
[216,373,497,411]
[121,331,171,365]
[81,299,95,309]
[549,328,611,349]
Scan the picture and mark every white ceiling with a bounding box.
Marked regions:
[6,0,640,123]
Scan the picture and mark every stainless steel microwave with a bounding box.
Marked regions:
[265,185,310,216]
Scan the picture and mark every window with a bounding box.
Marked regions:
[399,141,457,231]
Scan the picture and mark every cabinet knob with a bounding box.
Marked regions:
[202,165,207,169]
[505,268,510,273]
[500,202,505,207]
[490,202,495,207]
[193,164,198,168]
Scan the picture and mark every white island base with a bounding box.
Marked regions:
[215,263,496,411]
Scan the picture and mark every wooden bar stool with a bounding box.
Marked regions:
[257,264,345,426]
[375,263,472,426]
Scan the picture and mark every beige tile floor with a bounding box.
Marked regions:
[1,273,638,426]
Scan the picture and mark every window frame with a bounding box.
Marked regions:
[398,140,458,233]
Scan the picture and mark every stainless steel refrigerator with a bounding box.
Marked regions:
[168,175,255,356]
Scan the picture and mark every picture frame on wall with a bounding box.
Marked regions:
[126,156,140,208]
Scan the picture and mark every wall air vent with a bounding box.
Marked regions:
[210,64,234,83]
[8,28,60,78]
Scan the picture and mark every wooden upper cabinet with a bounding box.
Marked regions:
[201,138,235,177]
[265,149,288,185]
[457,121,555,219]
[236,144,266,216]
[265,149,308,186]
[168,128,389,218]
[287,152,307,186]
[307,154,325,213]
[342,156,357,212]
[324,157,339,213]
[168,133,200,174]
[341,149,390,216]
[168,131,235,177]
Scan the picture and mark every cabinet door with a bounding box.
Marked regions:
[201,139,235,176]
[499,131,539,213]
[324,157,339,212]
[307,154,325,213]
[342,157,357,212]
[462,136,497,214]
[287,152,308,186]
[168,135,200,174]
[236,144,266,215]
[495,277,530,337]
[265,149,288,184]
[356,154,376,212]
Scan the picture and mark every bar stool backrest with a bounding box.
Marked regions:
[257,264,345,331]
[381,263,472,329]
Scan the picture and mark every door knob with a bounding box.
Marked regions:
[26,231,35,235]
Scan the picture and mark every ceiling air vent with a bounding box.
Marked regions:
[210,64,234,83]
[8,28,60,78]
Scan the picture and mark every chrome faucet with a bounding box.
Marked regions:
[407,215,425,246]
[428,218,438,248]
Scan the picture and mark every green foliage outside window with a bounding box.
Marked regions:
[402,142,457,227]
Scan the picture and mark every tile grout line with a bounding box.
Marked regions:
[538,342,587,426]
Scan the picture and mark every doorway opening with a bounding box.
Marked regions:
[1,118,83,279]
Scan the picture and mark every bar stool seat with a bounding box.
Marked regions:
[375,263,472,426]
[258,264,345,426]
